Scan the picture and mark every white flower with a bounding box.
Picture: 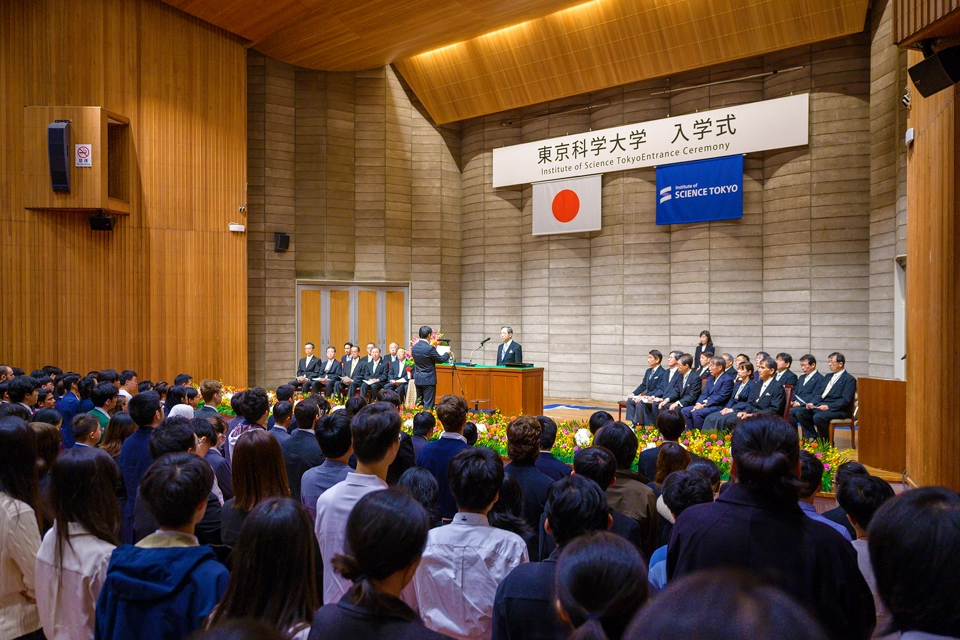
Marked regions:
[645,442,658,450]
[332,405,345,413]
[575,428,592,448]
[222,393,233,403]
[476,424,488,435]
[404,418,414,428]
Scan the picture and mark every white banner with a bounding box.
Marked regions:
[493,94,809,188]
[532,175,601,236]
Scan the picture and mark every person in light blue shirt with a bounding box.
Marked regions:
[798,450,852,542]
[301,410,354,523]
[647,470,714,592]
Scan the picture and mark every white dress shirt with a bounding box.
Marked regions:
[410,512,528,640]
[820,371,843,398]
[35,522,116,640]
[314,473,388,604]
[0,492,42,639]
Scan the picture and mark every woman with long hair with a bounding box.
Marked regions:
[208,498,316,639]
[164,385,189,416]
[100,412,136,460]
[35,448,119,639]
[0,416,44,640]
[220,429,290,546]
[556,531,648,640]
[31,420,63,532]
[308,488,446,639]
[694,331,714,364]
[649,442,692,498]
[487,475,536,560]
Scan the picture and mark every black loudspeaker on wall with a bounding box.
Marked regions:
[908,45,960,98]
[89,214,116,231]
[48,121,71,192]
[274,232,290,253]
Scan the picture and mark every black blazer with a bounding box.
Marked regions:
[694,344,715,364]
[385,432,415,486]
[280,430,325,500]
[775,369,799,388]
[316,358,342,381]
[652,369,681,399]
[504,462,554,547]
[535,451,572,482]
[411,340,450,385]
[389,358,409,382]
[363,359,391,384]
[537,508,643,561]
[725,379,756,411]
[297,355,324,378]
[814,371,857,416]
[671,371,702,407]
[308,599,447,640]
[497,341,523,365]
[632,366,665,396]
[744,378,786,416]
[341,356,366,381]
[492,554,565,640]
[793,371,824,404]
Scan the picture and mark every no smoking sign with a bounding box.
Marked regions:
[75,144,92,167]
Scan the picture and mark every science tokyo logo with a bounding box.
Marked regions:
[660,182,738,204]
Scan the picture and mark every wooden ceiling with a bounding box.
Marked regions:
[161,0,871,124]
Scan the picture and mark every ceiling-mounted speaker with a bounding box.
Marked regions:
[908,45,960,98]
[274,232,290,253]
[48,121,71,192]
[90,213,116,231]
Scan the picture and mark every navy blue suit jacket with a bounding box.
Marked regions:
[775,369,799,388]
[652,369,681,399]
[55,391,81,448]
[792,371,824,405]
[697,374,734,407]
[363,359,391,384]
[813,371,857,416]
[497,341,523,365]
[671,372,702,407]
[535,451,571,482]
[725,380,756,411]
[411,341,450,386]
[417,436,469,519]
[632,366,665,396]
[315,358,343,381]
[743,379,786,416]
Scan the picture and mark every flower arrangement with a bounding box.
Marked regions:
[411,329,444,348]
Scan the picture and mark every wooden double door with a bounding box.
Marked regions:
[298,284,409,356]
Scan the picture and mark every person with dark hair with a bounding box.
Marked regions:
[313,346,343,397]
[535,416,571,481]
[463,421,478,445]
[0,417,43,639]
[594,421,658,558]
[683,356,734,431]
[647,470,714,591]
[411,447,528,639]
[137,380,154,394]
[174,373,193,387]
[71,412,103,449]
[221,429,290,547]
[702,361,756,432]
[0,379,10,404]
[267,384,296,428]
[713,357,785,431]
[164,385,189,417]
[281,397,326,501]
[668,415,875,640]
[503,416,555,542]
[118,391,164,543]
[588,410,614,434]
[209,499,318,639]
[225,387,270,462]
[359,347,391,399]
[660,354,701,415]
[789,354,824,429]
[185,388,200,411]
[694,331,714,364]
[686,457,721,494]
[411,412,435,459]
[868,486,960,639]
[649,442,691,499]
[96,453,229,640]
[795,352,857,441]
[416,394,470,519]
[55,374,82,448]
[315,403,401,604]
[344,394,367,417]
[836,475,896,636]
[100,412,136,459]
[625,352,666,425]
[798,451,852,541]
[35,388,56,411]
[821,460,869,538]
[301,410,354,523]
[193,417,232,501]
[336,345,365,399]
[268,400,294,444]
[96,370,118,386]
[89,381,119,431]
[625,569,829,640]
[9,374,39,414]
[118,370,138,400]
[192,619,287,640]
[308,489,446,640]
[32,420,62,530]
[376,390,415,486]
[153,381,170,403]
[638,409,685,481]
[0,364,13,382]
[0,402,32,421]
[556,532,647,640]
[35,449,119,639]
[637,350,684,426]
[77,376,97,414]
[493,474,613,640]
[774,353,798,387]
[293,342,324,393]
[488,475,537,560]
[410,325,452,409]
[397,467,441,528]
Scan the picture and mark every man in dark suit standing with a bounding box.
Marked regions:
[775,352,799,387]
[313,346,342,397]
[359,347,391,398]
[715,356,785,431]
[292,342,323,391]
[789,354,824,429]
[411,325,451,409]
[796,352,857,440]
[624,350,665,425]
[497,326,522,365]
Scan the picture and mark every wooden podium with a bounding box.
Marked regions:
[436,364,544,416]
[858,377,906,473]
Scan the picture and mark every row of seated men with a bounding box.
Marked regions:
[624,349,857,440]
[291,341,410,399]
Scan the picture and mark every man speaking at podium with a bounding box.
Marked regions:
[497,326,522,365]
[412,325,452,409]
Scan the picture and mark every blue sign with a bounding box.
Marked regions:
[655,155,743,225]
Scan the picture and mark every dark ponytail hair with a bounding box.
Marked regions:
[332,488,429,620]
[730,415,801,504]
[557,531,648,640]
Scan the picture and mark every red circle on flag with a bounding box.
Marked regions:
[552,189,580,223]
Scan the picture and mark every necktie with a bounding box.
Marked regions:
[821,373,840,398]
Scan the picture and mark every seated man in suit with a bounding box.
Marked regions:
[663,354,701,415]
[696,350,714,378]
[795,352,857,440]
[291,342,323,391]
[637,350,683,427]
[624,350,665,425]
[702,362,756,432]
[497,326,522,365]
[683,356,734,431]
[720,353,737,380]
[713,357,785,432]
[788,354,824,430]
[639,409,686,481]
[358,347,391,398]
[334,344,365,397]
[312,346,342,397]
[774,352,799,387]
[386,346,410,399]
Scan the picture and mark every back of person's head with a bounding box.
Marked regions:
[350,402,401,465]
[70,413,100,442]
[0,402,32,421]
[731,415,800,503]
[418,325,432,339]
[0,380,9,402]
[545,475,611,548]
[662,470,714,519]
[507,416,541,464]
[275,384,295,402]
[8,375,38,403]
[463,421,478,446]
[232,429,290,511]
[137,380,154,394]
[51,448,119,562]
[375,388,402,408]
[102,411,137,457]
[0,416,38,511]
[153,381,170,399]
[588,411,614,434]
[594,422,639,471]
[557,531,648,640]
[833,460,868,491]
[98,369,119,384]
[272,401,293,426]
[229,390,244,416]
[140,452,214,529]
[836,475,894,531]
[654,442,692,485]
[623,569,827,640]
[61,373,81,392]
[238,387,270,424]
[655,409,685,441]
[333,488,430,612]
[31,420,62,479]
[573,446,617,489]
[686,458,722,492]
[869,486,960,637]
[487,474,532,542]
[397,467,439,523]
[128,391,162,427]
[448,447,503,512]
[174,373,193,387]
[199,379,222,404]
[164,384,188,410]
[315,409,352,458]
[797,450,823,499]
[412,411,435,437]
[148,417,197,459]
[208,498,317,634]
[294,396,319,429]
[32,407,62,429]
[207,413,228,442]
[435,394,468,432]
[191,417,218,451]
[537,416,558,449]
[344,395,367,417]
[77,376,96,400]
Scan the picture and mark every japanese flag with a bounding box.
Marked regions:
[532,175,602,236]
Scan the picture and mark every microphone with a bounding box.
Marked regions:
[480,337,491,346]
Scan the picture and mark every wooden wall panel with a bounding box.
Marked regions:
[386,290,406,348]
[357,290,378,349]
[895,0,960,44]
[300,289,320,352]
[329,290,351,350]
[0,0,248,385]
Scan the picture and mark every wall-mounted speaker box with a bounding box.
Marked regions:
[908,45,960,98]
[89,214,116,231]
[274,231,290,253]
[48,121,71,192]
